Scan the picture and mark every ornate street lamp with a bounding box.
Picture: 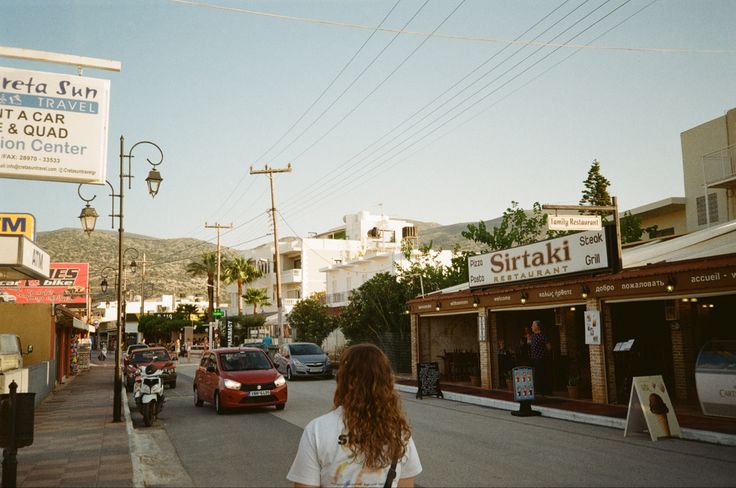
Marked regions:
[76,136,166,423]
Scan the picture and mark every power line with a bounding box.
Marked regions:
[281,0,579,209]
[287,0,467,163]
[171,0,735,54]
[268,0,434,163]
[282,0,638,220]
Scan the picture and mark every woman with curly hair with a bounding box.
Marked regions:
[287,343,422,487]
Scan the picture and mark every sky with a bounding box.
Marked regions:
[1,0,735,252]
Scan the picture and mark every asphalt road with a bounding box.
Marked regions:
[129,362,736,487]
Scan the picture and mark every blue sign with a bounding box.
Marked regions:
[512,366,535,402]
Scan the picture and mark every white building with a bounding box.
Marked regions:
[227,211,424,320]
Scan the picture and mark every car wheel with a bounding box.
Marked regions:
[275,403,285,411]
[214,391,225,415]
[286,367,292,381]
[143,401,155,427]
[193,386,203,407]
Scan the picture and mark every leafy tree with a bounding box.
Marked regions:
[397,241,466,298]
[242,287,271,317]
[461,201,553,252]
[185,252,218,318]
[620,211,643,244]
[222,256,262,316]
[337,273,411,373]
[287,292,335,345]
[580,159,612,217]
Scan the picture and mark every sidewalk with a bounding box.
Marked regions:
[17,355,133,487]
[396,379,736,446]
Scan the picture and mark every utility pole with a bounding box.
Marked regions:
[205,222,232,348]
[250,164,292,341]
[138,252,154,318]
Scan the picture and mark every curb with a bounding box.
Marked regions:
[396,384,736,447]
[123,386,147,488]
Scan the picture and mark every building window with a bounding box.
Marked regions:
[696,193,719,225]
[293,258,301,269]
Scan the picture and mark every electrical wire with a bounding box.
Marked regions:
[171,0,735,54]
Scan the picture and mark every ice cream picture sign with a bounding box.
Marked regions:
[624,375,682,441]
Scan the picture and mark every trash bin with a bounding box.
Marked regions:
[0,392,35,448]
[695,339,736,418]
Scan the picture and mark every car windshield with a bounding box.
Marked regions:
[131,350,170,364]
[290,344,323,356]
[220,351,272,371]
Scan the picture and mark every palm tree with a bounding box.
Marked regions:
[222,256,262,316]
[185,252,218,318]
[242,287,271,318]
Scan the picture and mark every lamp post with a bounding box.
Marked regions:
[76,136,165,423]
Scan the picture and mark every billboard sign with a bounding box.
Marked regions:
[0,262,89,304]
[469,230,610,288]
[0,213,36,240]
[548,215,602,231]
[0,66,110,184]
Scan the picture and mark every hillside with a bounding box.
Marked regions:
[36,228,231,301]
[36,219,481,301]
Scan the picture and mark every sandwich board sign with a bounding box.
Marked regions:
[624,375,681,441]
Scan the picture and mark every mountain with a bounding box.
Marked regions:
[36,219,481,300]
[36,228,231,301]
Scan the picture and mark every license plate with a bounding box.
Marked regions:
[250,390,270,396]
[309,368,323,373]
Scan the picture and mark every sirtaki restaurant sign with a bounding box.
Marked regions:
[468,230,609,288]
[0,66,110,184]
[0,262,89,304]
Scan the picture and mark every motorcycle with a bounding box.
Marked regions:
[133,364,165,427]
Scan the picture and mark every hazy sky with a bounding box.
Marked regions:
[1,0,735,251]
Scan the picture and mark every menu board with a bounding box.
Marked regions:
[416,362,443,399]
[512,366,535,402]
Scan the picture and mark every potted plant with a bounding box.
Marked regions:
[504,370,514,391]
[567,374,580,399]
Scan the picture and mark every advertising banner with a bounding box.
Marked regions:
[512,366,535,402]
[0,213,35,240]
[624,375,681,441]
[548,215,602,231]
[584,310,601,345]
[468,230,609,288]
[0,66,109,184]
[0,262,89,304]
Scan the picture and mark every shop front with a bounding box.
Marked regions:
[409,226,736,409]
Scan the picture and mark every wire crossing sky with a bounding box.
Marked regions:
[1,0,735,254]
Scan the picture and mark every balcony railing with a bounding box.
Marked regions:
[704,143,736,189]
[281,268,302,284]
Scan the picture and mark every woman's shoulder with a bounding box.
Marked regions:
[305,408,343,432]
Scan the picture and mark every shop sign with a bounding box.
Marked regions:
[548,215,602,231]
[584,310,601,345]
[0,262,88,304]
[417,303,433,311]
[469,230,609,288]
[512,366,535,402]
[449,299,469,308]
[0,213,35,240]
[0,235,49,279]
[0,66,110,184]
[477,315,487,341]
[624,375,681,441]
[592,266,736,298]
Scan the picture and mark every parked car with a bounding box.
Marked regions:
[0,291,17,303]
[273,342,332,380]
[125,347,177,391]
[193,347,287,414]
[124,343,149,367]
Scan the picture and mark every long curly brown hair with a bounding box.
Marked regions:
[333,343,411,469]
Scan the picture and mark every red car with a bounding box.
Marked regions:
[125,347,177,391]
[193,347,287,414]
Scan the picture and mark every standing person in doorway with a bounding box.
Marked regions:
[516,327,532,367]
[287,343,422,487]
[530,320,552,395]
[262,332,273,347]
[100,342,107,362]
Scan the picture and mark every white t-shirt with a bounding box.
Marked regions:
[287,407,422,487]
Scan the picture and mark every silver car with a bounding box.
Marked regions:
[273,342,332,380]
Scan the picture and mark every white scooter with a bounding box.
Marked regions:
[133,364,165,427]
